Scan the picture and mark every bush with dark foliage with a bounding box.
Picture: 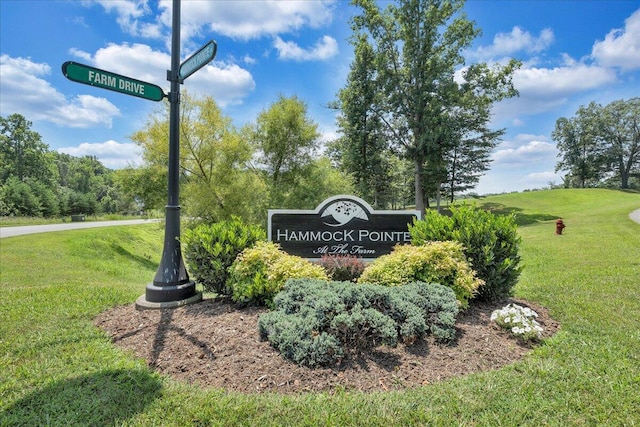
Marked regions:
[182,217,265,295]
[410,205,522,302]
[258,278,459,367]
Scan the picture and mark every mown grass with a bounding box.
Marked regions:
[1,189,639,426]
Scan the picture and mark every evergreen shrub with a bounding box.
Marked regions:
[409,205,522,302]
[318,254,366,282]
[227,241,328,307]
[258,278,459,367]
[182,217,266,295]
[357,241,483,308]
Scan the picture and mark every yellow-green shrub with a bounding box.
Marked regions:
[357,242,483,308]
[227,241,328,306]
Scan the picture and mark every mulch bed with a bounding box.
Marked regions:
[94,297,559,394]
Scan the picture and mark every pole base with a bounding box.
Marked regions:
[135,281,202,309]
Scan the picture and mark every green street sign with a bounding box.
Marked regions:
[62,61,165,102]
[179,40,217,80]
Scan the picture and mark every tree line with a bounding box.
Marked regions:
[4,1,636,221]
[553,98,640,189]
[0,113,137,218]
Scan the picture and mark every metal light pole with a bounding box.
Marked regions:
[137,0,201,308]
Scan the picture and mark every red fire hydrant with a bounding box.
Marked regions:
[555,219,566,235]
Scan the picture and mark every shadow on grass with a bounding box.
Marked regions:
[1,368,162,426]
[111,243,158,270]
[476,202,559,226]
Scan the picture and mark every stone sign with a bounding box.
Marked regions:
[268,195,421,260]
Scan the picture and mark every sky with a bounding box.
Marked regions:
[1,0,639,195]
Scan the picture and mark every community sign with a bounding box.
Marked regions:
[268,195,421,260]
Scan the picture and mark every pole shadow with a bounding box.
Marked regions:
[1,368,162,426]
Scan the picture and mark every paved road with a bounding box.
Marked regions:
[631,209,640,225]
[0,219,160,238]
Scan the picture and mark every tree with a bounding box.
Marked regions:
[248,95,324,209]
[0,176,42,216]
[600,98,640,189]
[282,156,354,209]
[333,33,393,208]
[553,104,605,188]
[347,0,519,213]
[0,114,134,217]
[113,166,166,213]
[131,92,267,223]
[554,98,639,189]
[52,152,117,215]
[0,114,56,186]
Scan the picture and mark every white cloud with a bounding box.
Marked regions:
[492,137,557,167]
[470,26,554,61]
[91,0,162,39]
[82,43,171,90]
[492,60,618,119]
[0,54,120,128]
[91,0,337,43]
[592,8,640,71]
[514,62,617,99]
[55,95,121,128]
[195,1,336,41]
[57,140,142,169]
[71,43,255,107]
[273,35,339,61]
[68,48,93,62]
[525,171,561,182]
[476,169,564,194]
[183,62,256,107]
[243,55,257,65]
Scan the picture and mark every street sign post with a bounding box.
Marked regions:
[62,61,165,102]
[179,40,217,81]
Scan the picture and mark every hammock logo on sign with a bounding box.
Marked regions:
[268,195,421,260]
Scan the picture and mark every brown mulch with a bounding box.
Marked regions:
[94,297,559,394]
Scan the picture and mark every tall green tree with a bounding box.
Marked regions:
[347,0,519,213]
[131,92,267,223]
[553,103,605,188]
[248,95,325,209]
[0,114,56,185]
[600,98,640,189]
[553,98,639,189]
[333,33,393,208]
[52,152,115,215]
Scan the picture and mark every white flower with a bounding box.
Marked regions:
[491,303,543,341]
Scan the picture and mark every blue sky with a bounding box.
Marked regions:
[1,0,639,195]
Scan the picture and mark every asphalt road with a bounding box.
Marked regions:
[0,219,160,238]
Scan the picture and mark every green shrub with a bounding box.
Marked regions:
[409,205,522,302]
[318,254,366,282]
[357,242,483,309]
[258,279,459,367]
[182,217,266,295]
[227,241,328,307]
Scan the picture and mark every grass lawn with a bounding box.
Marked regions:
[1,189,639,426]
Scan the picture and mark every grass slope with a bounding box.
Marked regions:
[1,189,639,426]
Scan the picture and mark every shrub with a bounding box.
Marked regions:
[258,278,459,367]
[318,254,366,282]
[357,242,483,309]
[182,217,266,295]
[409,204,522,302]
[227,241,328,307]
